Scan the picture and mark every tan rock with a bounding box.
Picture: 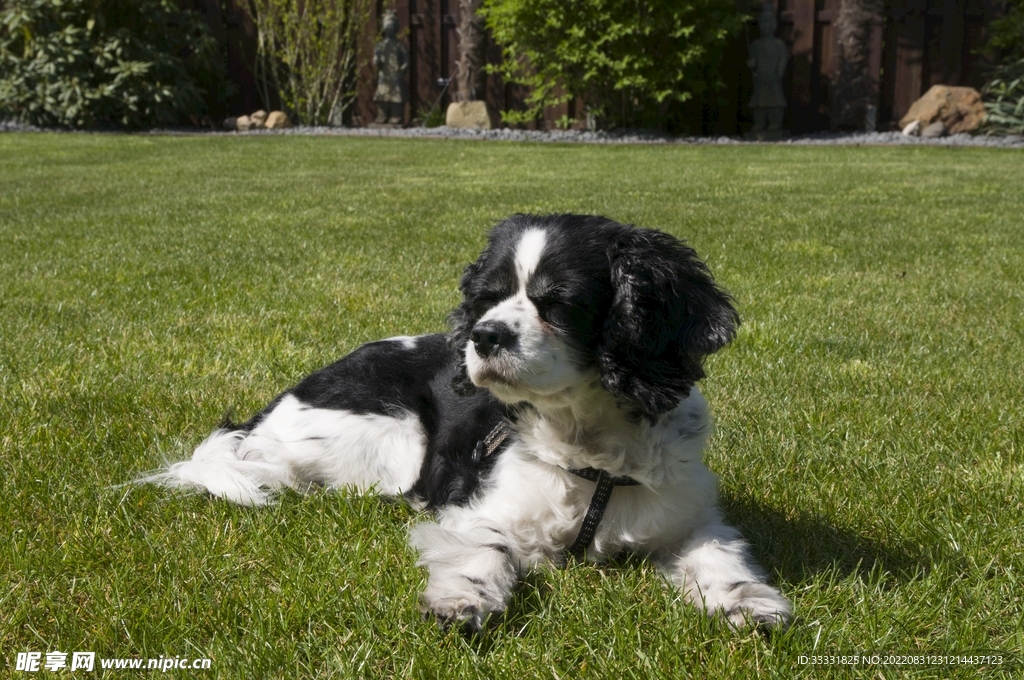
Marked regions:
[265,110,292,129]
[898,85,986,134]
[250,110,268,129]
[445,101,499,130]
[235,115,252,132]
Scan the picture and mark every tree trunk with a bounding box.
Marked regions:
[830,0,883,129]
[455,0,487,102]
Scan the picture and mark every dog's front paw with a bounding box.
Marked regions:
[419,585,502,633]
[722,582,792,629]
[417,573,505,630]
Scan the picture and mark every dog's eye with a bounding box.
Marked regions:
[532,297,572,325]
[471,293,503,314]
[475,288,507,303]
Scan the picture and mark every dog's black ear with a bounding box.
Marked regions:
[598,229,739,419]
[447,258,483,396]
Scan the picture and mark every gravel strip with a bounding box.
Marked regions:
[4,119,1022,147]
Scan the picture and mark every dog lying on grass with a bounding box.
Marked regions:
[147,213,792,630]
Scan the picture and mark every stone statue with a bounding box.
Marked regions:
[747,4,788,136]
[373,11,409,126]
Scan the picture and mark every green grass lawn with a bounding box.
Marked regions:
[1,133,1022,678]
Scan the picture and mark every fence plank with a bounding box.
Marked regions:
[867,14,885,127]
[785,0,817,131]
[929,0,967,85]
[892,0,928,123]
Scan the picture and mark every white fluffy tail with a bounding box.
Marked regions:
[142,428,292,506]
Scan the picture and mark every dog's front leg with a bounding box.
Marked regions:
[409,517,519,632]
[663,509,792,628]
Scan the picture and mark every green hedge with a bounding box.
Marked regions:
[0,0,228,129]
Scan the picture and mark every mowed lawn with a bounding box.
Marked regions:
[1,133,1022,678]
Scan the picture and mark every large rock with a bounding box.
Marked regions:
[445,101,499,130]
[898,85,986,134]
[235,115,253,131]
[265,110,292,129]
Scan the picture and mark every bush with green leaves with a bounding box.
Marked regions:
[981,58,1024,136]
[979,0,1024,135]
[481,0,743,130]
[985,0,1023,64]
[0,0,227,129]
[249,0,368,126]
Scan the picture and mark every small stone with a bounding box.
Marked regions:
[265,111,292,129]
[445,101,499,130]
[921,121,947,138]
[901,120,921,136]
[235,115,252,132]
[222,116,238,131]
[250,110,268,129]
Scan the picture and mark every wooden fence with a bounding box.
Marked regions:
[777,0,1004,132]
[204,0,1006,133]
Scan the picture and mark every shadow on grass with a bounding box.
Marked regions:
[719,492,954,587]
[461,573,556,648]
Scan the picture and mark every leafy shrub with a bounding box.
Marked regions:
[0,0,228,129]
[985,0,1024,64]
[481,0,743,130]
[978,0,1023,135]
[249,0,368,126]
[981,58,1024,136]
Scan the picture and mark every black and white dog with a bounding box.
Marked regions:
[149,213,791,630]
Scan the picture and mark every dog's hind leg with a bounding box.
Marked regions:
[145,394,428,506]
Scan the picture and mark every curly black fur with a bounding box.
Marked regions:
[598,227,738,419]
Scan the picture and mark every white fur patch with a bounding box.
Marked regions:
[386,335,419,350]
[514,228,547,291]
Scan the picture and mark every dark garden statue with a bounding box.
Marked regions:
[747,3,788,138]
[373,11,409,126]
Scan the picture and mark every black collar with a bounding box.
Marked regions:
[563,467,640,558]
[474,422,640,558]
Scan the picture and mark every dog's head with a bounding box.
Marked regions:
[449,214,738,420]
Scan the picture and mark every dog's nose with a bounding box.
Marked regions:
[471,321,515,357]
